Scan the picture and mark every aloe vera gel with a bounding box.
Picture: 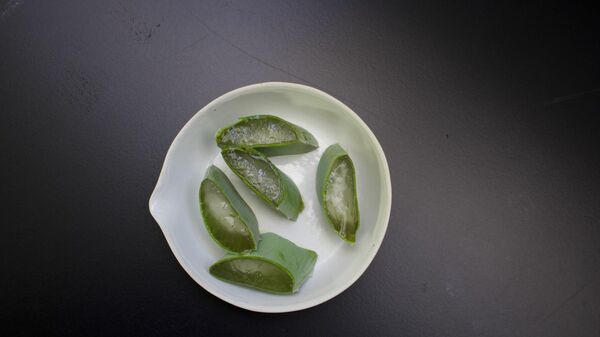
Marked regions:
[210,233,317,294]
[316,144,360,243]
[200,165,260,253]
[216,115,318,156]
[222,147,304,221]
[197,115,369,296]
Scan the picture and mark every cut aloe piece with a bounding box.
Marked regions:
[216,115,319,156]
[209,232,317,294]
[222,147,304,221]
[316,144,360,243]
[199,165,260,253]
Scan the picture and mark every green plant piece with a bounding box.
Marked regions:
[210,233,318,294]
[316,144,360,243]
[222,147,304,221]
[200,165,260,253]
[216,115,318,156]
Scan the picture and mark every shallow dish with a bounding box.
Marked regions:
[149,82,391,312]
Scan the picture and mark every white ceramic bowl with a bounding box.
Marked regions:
[149,82,391,312]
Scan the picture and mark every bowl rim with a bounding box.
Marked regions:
[149,82,392,313]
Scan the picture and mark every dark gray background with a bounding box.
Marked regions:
[1,1,599,336]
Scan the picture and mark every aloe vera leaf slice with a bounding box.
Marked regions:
[316,144,360,243]
[199,165,260,253]
[216,115,319,156]
[221,147,304,221]
[209,232,318,294]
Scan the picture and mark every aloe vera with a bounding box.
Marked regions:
[316,144,360,243]
[199,165,260,253]
[209,232,317,294]
[216,115,319,156]
[222,147,304,221]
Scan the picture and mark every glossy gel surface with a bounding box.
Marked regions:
[199,165,260,253]
[222,147,304,220]
[216,115,318,156]
[316,144,360,243]
[209,233,318,294]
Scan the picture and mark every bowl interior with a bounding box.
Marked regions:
[149,83,391,312]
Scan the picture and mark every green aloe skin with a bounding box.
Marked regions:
[210,232,318,294]
[215,115,319,156]
[199,165,260,253]
[316,144,360,243]
[221,147,304,221]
